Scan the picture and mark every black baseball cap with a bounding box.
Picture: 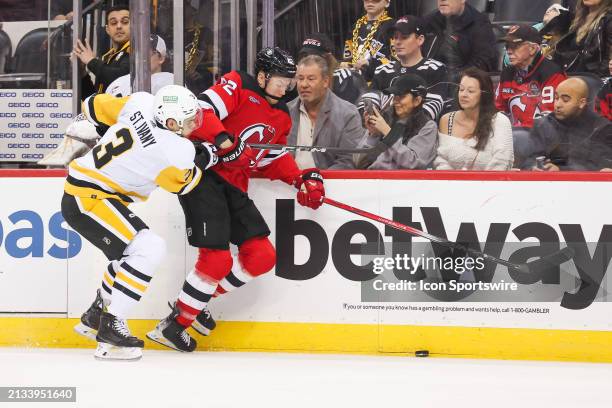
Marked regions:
[384,74,427,97]
[298,33,335,57]
[501,24,542,45]
[389,15,424,36]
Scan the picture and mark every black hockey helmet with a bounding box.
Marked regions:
[255,47,297,78]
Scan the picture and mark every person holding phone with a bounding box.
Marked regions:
[354,74,438,169]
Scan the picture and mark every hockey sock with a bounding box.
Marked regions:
[176,269,217,327]
[107,229,165,318]
[100,261,119,307]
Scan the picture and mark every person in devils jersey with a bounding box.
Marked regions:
[495,24,567,128]
[146,47,326,352]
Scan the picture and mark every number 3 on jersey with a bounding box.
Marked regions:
[93,128,134,169]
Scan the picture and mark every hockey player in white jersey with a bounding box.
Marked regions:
[370,16,450,121]
[39,34,174,166]
[61,85,217,360]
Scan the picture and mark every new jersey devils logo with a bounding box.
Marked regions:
[239,124,277,165]
[239,124,276,143]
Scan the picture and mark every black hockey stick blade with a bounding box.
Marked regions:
[514,247,576,274]
[248,143,375,154]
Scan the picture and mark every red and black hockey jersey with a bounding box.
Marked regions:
[595,77,612,121]
[370,58,449,120]
[192,71,300,192]
[495,53,567,128]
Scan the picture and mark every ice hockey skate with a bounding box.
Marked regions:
[95,311,144,361]
[192,305,216,336]
[73,289,103,341]
[146,304,197,352]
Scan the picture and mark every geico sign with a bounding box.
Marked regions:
[0,210,81,259]
[275,200,610,311]
[21,153,43,159]
[21,92,44,97]
[22,112,44,118]
[50,113,72,119]
[36,103,59,108]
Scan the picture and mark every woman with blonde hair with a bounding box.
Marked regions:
[555,0,611,77]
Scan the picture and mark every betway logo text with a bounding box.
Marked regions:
[275,200,610,310]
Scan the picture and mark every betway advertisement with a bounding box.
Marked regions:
[0,175,610,331]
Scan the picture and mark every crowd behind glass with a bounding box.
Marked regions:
[0,0,610,171]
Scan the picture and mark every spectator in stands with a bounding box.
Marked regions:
[421,0,498,80]
[371,15,449,121]
[288,55,363,170]
[495,24,567,128]
[525,77,612,171]
[435,67,513,170]
[354,74,438,170]
[73,4,130,93]
[342,0,395,81]
[554,0,611,77]
[595,59,612,119]
[295,32,365,105]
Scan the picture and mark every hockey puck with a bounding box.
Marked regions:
[415,350,429,357]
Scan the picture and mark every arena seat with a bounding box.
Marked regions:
[0,28,47,88]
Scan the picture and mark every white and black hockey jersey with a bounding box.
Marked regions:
[371,59,450,120]
[332,68,368,105]
[66,92,202,203]
[105,72,175,97]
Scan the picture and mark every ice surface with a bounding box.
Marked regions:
[0,347,610,408]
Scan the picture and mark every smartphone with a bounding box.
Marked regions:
[364,99,374,115]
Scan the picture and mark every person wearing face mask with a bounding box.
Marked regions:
[435,67,514,170]
[354,74,438,169]
[342,0,396,81]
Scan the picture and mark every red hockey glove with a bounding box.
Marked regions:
[216,133,255,169]
[295,168,325,210]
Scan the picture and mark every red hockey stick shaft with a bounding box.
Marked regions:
[322,197,575,273]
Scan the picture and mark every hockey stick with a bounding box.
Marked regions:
[248,143,376,154]
[323,197,575,274]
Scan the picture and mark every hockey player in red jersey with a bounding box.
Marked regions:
[146,47,326,352]
[495,25,567,128]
